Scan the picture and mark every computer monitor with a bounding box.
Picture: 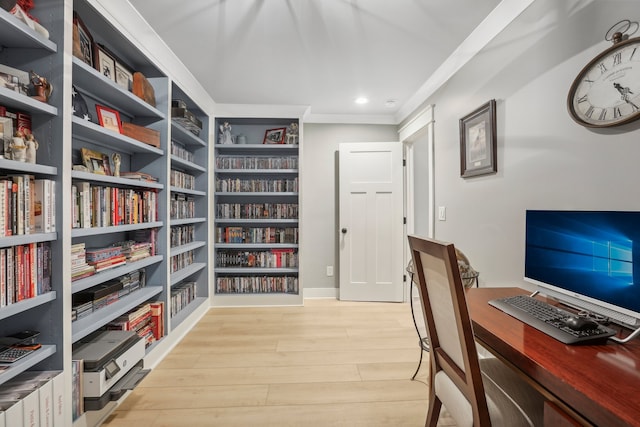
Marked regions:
[524,210,640,327]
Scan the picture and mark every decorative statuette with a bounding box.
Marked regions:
[286,122,299,145]
[112,153,121,177]
[219,122,233,144]
[10,130,27,162]
[25,132,38,164]
[29,70,53,103]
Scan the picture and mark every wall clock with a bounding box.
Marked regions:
[567,20,640,128]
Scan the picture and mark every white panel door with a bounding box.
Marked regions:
[339,142,404,302]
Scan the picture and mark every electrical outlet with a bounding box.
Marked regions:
[326,266,334,276]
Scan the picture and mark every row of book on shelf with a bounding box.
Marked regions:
[215,203,298,220]
[71,182,158,229]
[215,177,298,193]
[215,226,298,244]
[215,155,298,170]
[216,249,297,268]
[71,234,156,282]
[0,176,55,237]
[171,140,195,163]
[170,250,194,274]
[215,275,298,294]
[0,241,52,308]
[170,224,195,248]
[170,281,197,318]
[170,169,195,190]
[170,193,195,220]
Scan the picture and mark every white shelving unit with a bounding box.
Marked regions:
[168,83,210,329]
[0,0,65,404]
[213,117,302,306]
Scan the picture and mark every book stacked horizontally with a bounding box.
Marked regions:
[71,242,95,282]
[85,245,126,273]
[105,300,164,347]
[113,240,152,262]
[119,171,158,182]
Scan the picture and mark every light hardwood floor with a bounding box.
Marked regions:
[102,298,454,426]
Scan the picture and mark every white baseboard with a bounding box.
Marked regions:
[304,287,339,299]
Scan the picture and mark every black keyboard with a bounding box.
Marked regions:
[489,294,617,344]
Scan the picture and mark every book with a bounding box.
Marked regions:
[34,179,55,234]
[71,360,83,421]
[85,246,122,263]
[150,301,164,340]
[0,249,5,307]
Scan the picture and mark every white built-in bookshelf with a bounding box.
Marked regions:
[0,0,65,418]
[0,1,212,425]
[213,117,302,306]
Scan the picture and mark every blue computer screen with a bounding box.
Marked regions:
[525,210,640,315]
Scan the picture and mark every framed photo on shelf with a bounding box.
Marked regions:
[81,147,111,175]
[94,45,116,82]
[72,12,94,67]
[114,62,133,91]
[95,105,123,134]
[0,116,13,159]
[263,127,286,144]
[460,99,497,178]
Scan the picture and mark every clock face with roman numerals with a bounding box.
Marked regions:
[568,37,640,127]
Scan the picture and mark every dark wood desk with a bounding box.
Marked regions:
[466,287,640,427]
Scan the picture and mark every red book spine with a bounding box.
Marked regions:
[15,245,24,301]
[29,242,36,298]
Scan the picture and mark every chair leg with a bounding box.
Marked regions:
[411,343,424,380]
[426,393,442,427]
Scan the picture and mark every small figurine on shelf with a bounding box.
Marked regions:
[219,122,233,144]
[112,153,121,177]
[9,130,27,162]
[29,70,53,103]
[285,122,299,145]
[25,132,38,163]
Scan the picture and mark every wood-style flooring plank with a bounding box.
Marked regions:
[102,299,445,426]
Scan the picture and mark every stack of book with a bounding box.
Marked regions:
[106,303,154,346]
[120,171,158,182]
[133,229,157,256]
[105,300,164,347]
[71,243,95,282]
[113,240,152,262]
[85,245,126,273]
[71,269,147,321]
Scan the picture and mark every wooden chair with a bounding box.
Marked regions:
[408,235,543,427]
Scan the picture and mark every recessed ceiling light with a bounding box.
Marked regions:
[354,97,369,105]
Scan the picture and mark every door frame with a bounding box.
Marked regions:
[399,104,435,302]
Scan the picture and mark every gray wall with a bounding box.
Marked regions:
[406,0,640,289]
[301,123,399,291]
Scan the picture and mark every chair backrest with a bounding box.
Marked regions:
[408,235,491,425]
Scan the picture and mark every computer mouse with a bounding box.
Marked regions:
[563,316,599,331]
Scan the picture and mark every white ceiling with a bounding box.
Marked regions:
[128,0,502,122]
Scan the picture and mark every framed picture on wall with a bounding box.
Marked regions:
[460,99,497,178]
